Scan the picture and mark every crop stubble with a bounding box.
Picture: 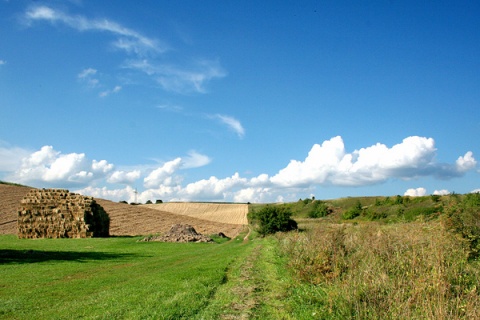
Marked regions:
[142,202,248,225]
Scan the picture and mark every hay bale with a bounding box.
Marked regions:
[17,189,109,239]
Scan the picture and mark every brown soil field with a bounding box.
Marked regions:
[0,184,34,234]
[142,202,249,225]
[0,184,244,238]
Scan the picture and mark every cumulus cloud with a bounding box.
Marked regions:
[404,187,427,197]
[456,151,477,172]
[212,114,245,138]
[433,189,450,196]
[107,170,141,184]
[179,173,247,201]
[270,136,475,188]
[8,145,113,188]
[2,136,477,203]
[143,158,183,189]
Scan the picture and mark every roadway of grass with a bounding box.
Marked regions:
[0,234,257,319]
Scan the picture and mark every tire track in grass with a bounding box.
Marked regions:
[197,237,292,319]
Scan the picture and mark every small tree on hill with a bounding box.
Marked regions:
[255,205,298,236]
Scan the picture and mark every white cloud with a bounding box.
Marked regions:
[77,185,136,203]
[78,68,97,78]
[179,172,247,201]
[270,136,475,188]
[456,151,477,172]
[92,160,114,173]
[24,5,165,55]
[433,189,450,195]
[2,136,477,203]
[25,5,225,95]
[471,189,480,194]
[182,151,211,169]
[99,85,122,97]
[143,158,182,188]
[0,60,6,65]
[124,59,226,94]
[404,187,427,197]
[107,170,141,184]
[78,68,99,87]
[212,114,245,138]
[8,145,113,188]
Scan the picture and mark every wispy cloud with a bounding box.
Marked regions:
[156,104,184,112]
[99,85,122,97]
[24,5,166,55]
[123,59,226,94]
[211,114,245,138]
[24,5,225,95]
[77,67,99,87]
[0,60,6,65]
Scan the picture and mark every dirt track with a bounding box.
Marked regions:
[0,184,244,238]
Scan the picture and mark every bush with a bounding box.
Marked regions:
[307,200,331,218]
[444,193,480,259]
[342,201,362,220]
[255,205,298,236]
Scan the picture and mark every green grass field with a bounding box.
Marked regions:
[0,234,265,319]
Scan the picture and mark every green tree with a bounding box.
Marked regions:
[255,205,298,236]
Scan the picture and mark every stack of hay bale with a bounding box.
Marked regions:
[17,189,109,239]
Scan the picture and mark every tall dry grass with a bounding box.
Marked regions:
[279,221,480,319]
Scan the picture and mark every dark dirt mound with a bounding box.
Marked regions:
[140,224,214,243]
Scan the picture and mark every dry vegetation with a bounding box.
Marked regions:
[142,202,248,225]
[0,184,244,238]
[278,221,480,319]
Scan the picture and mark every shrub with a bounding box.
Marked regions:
[145,200,152,204]
[255,205,298,236]
[307,200,331,218]
[342,201,362,220]
[444,193,480,259]
[156,199,163,204]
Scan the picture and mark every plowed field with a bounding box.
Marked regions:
[143,202,248,225]
[0,184,244,238]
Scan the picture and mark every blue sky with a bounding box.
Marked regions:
[1,0,479,203]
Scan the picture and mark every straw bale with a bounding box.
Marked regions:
[17,189,109,239]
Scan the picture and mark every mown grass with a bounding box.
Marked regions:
[0,234,252,319]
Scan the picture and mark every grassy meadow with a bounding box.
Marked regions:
[2,192,480,319]
[0,233,259,319]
